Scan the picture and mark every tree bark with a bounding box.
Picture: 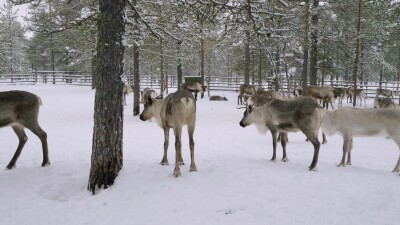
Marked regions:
[177,40,183,90]
[88,0,125,194]
[244,30,250,85]
[160,38,165,98]
[301,0,310,90]
[309,0,319,85]
[352,0,362,107]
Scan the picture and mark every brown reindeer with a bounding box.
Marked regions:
[303,85,335,109]
[239,97,325,171]
[0,90,49,169]
[237,84,261,105]
[180,82,206,101]
[139,89,197,177]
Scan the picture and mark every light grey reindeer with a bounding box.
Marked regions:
[180,82,206,101]
[139,89,197,177]
[322,107,400,173]
[0,90,49,169]
[239,97,325,171]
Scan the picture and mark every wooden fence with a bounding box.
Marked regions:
[1,72,400,100]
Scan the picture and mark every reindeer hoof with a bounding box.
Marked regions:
[190,164,197,172]
[41,161,50,167]
[173,168,181,177]
[309,166,318,172]
[281,157,289,162]
[6,164,16,170]
[392,168,400,173]
[269,158,277,162]
[160,160,169,166]
[322,141,327,144]
[337,163,345,167]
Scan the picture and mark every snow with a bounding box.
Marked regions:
[0,84,399,225]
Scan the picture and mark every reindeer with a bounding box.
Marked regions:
[375,88,394,98]
[123,84,134,105]
[346,87,367,108]
[303,85,335,109]
[293,85,303,97]
[0,90,49,169]
[237,84,261,105]
[139,89,197,177]
[209,95,228,101]
[180,82,206,101]
[321,107,400,173]
[140,87,158,103]
[239,97,325,171]
[250,89,283,106]
[333,87,347,108]
[374,97,398,108]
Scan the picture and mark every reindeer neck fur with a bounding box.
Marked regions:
[249,106,269,134]
[149,98,165,128]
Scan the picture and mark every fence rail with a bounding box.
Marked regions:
[2,72,400,101]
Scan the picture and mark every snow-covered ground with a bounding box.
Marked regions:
[0,84,399,225]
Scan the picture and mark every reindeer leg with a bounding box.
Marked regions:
[391,138,400,173]
[322,132,327,144]
[26,123,49,167]
[338,135,350,167]
[6,126,28,169]
[270,129,278,162]
[306,134,320,171]
[173,126,182,177]
[188,125,197,172]
[280,132,289,162]
[346,136,353,165]
[161,127,170,165]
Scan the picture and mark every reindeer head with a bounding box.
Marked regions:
[239,105,254,127]
[139,96,155,121]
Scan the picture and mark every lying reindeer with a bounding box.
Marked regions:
[139,89,197,177]
[209,95,228,101]
[321,107,400,173]
[374,97,398,108]
[180,82,206,101]
[0,90,50,169]
[140,87,158,103]
[237,84,260,105]
[239,97,325,171]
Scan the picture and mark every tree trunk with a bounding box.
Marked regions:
[200,38,205,84]
[301,0,310,90]
[177,40,183,90]
[352,0,362,107]
[88,0,125,194]
[244,30,250,85]
[133,0,140,116]
[133,40,140,116]
[160,38,165,98]
[309,0,319,85]
[258,49,262,85]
